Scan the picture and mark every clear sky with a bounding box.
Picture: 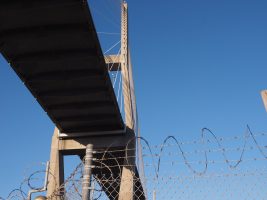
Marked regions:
[1,0,267,198]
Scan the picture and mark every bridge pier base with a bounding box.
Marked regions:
[47,129,64,200]
[46,127,145,200]
[118,144,135,200]
[46,129,64,200]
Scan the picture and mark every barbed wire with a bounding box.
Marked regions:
[1,126,267,199]
[4,160,266,200]
[92,126,267,178]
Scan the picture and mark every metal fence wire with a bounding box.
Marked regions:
[46,159,267,200]
[1,127,267,200]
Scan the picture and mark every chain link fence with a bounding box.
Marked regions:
[1,127,267,200]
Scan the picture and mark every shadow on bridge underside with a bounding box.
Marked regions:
[0,0,124,135]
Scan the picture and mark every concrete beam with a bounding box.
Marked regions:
[58,130,134,155]
[105,55,121,71]
[58,127,126,138]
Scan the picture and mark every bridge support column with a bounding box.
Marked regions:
[46,129,65,199]
[118,138,136,200]
[45,127,145,200]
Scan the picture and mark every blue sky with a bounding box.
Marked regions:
[1,0,267,198]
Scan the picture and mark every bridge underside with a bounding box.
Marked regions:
[0,1,145,199]
[0,0,124,135]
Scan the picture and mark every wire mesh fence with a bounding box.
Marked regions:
[1,127,267,200]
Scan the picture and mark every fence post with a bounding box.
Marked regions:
[90,181,95,200]
[82,144,94,200]
[153,190,156,200]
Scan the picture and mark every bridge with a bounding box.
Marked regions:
[0,0,145,199]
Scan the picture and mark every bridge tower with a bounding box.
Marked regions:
[46,1,145,200]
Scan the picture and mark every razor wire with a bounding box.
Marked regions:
[1,126,267,200]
